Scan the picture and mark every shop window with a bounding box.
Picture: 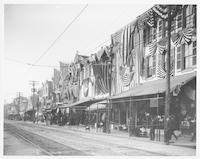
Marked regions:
[184,41,196,69]
[186,5,195,28]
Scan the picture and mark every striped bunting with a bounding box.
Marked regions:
[152,5,183,20]
[172,27,194,47]
[149,40,157,56]
[146,9,156,28]
[120,66,134,86]
[149,38,167,56]
[152,5,168,20]
[157,63,174,78]
[157,44,167,55]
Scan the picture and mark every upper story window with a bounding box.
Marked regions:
[171,19,176,34]
[146,55,156,77]
[177,12,182,31]
[186,5,195,28]
[184,41,196,69]
[143,26,152,46]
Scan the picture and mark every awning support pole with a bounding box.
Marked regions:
[96,103,98,132]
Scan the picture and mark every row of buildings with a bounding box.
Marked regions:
[8,5,196,135]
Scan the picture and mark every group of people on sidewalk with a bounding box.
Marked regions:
[128,114,196,145]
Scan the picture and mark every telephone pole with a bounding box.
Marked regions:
[16,92,23,114]
[29,80,39,123]
[164,5,172,144]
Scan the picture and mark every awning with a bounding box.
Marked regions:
[86,100,107,111]
[111,71,196,100]
[59,97,105,109]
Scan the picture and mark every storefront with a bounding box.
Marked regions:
[110,71,196,137]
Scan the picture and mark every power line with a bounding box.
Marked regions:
[26,4,88,72]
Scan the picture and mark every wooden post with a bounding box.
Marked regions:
[96,103,98,132]
[164,5,172,143]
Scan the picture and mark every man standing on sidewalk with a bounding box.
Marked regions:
[150,116,157,140]
[164,117,171,145]
[128,116,134,137]
[169,115,178,140]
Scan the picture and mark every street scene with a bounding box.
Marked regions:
[3,3,196,156]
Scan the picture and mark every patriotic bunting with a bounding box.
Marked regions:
[59,62,69,81]
[152,5,183,20]
[172,27,194,47]
[82,78,89,97]
[157,62,174,78]
[149,37,168,56]
[149,40,157,56]
[120,66,134,87]
[93,62,111,94]
[152,5,168,20]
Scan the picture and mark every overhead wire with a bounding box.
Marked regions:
[5,28,178,69]
[25,4,88,73]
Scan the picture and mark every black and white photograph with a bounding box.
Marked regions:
[2,0,198,157]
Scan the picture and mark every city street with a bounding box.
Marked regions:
[4,120,196,156]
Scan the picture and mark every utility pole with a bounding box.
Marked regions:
[107,45,113,133]
[29,80,39,123]
[164,5,172,144]
[16,92,23,114]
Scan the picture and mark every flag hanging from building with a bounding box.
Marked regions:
[59,62,69,80]
[93,62,111,94]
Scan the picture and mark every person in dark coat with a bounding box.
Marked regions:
[128,117,134,137]
[190,117,196,142]
[150,116,157,140]
[164,117,171,145]
[169,115,178,140]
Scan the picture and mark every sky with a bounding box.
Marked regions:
[4,3,154,103]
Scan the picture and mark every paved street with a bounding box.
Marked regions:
[4,120,196,156]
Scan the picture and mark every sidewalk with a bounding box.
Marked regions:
[65,125,196,149]
[35,121,196,149]
[17,120,196,149]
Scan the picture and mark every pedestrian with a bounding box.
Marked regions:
[169,115,178,140]
[149,116,157,140]
[164,116,171,145]
[128,116,134,137]
[190,117,196,142]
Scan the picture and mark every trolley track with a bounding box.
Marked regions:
[6,121,164,156]
[4,123,87,156]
